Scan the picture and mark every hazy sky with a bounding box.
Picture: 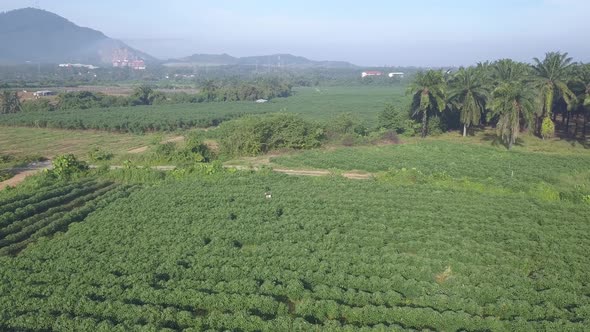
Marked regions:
[1,0,589,66]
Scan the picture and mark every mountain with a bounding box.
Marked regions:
[166,53,357,68]
[0,8,155,65]
[174,53,239,66]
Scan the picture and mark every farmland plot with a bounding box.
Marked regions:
[0,173,588,331]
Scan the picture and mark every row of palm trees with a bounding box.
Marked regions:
[407,52,590,149]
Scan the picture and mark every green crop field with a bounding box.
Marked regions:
[271,139,590,194]
[0,127,170,160]
[1,171,589,331]
[0,86,406,133]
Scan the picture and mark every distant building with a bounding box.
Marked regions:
[59,63,99,70]
[388,72,405,78]
[33,90,56,97]
[361,71,382,78]
[112,48,146,70]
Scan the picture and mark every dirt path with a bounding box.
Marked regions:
[0,161,52,190]
[225,165,373,180]
[161,136,184,144]
[0,161,370,191]
[274,168,372,179]
[127,136,185,154]
[127,146,149,154]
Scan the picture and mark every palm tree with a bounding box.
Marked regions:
[406,70,446,138]
[491,59,531,85]
[448,67,489,136]
[532,52,576,133]
[0,90,21,114]
[575,63,590,138]
[489,82,536,149]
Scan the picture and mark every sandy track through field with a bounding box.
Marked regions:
[127,136,185,154]
[0,161,53,190]
[0,162,370,191]
[0,170,41,190]
[226,165,373,179]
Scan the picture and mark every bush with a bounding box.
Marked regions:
[179,132,214,163]
[0,170,12,182]
[51,154,88,179]
[88,148,113,162]
[218,113,323,157]
[427,116,445,136]
[21,99,55,112]
[154,142,177,161]
[327,113,368,137]
[377,104,415,134]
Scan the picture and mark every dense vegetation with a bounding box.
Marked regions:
[408,53,590,147]
[0,87,404,133]
[271,140,590,201]
[0,102,269,133]
[0,170,588,330]
[217,114,323,157]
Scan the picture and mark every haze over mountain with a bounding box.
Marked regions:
[166,53,357,68]
[0,8,153,65]
[2,0,589,66]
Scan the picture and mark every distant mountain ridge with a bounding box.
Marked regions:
[167,53,357,68]
[0,8,155,65]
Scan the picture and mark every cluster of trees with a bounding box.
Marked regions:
[218,113,323,156]
[200,78,292,102]
[408,52,590,148]
[2,78,294,114]
[152,133,214,163]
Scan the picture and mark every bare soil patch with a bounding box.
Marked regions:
[127,146,149,154]
[127,136,185,154]
[161,136,185,144]
[0,170,41,190]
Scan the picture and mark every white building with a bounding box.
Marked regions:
[361,71,383,78]
[59,63,100,70]
[388,72,405,78]
[33,90,56,97]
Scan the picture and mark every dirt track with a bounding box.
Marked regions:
[226,165,373,180]
[0,161,371,191]
[0,161,52,190]
[127,136,185,154]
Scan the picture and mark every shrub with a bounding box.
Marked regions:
[154,142,177,161]
[377,104,414,134]
[0,170,12,182]
[327,113,368,137]
[218,113,323,157]
[88,148,113,162]
[21,99,55,112]
[427,116,445,136]
[51,154,88,179]
[179,132,214,163]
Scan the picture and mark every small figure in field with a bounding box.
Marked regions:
[265,191,272,199]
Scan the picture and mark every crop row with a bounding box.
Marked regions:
[0,179,96,222]
[0,183,118,247]
[0,184,138,256]
[0,102,270,133]
[0,173,588,330]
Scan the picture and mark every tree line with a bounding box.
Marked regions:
[0,78,293,114]
[408,52,590,149]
